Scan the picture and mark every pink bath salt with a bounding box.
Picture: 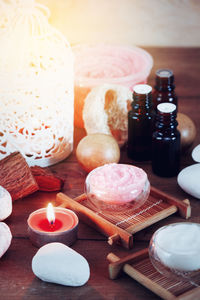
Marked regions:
[86,163,148,204]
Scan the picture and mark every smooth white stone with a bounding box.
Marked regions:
[192,144,200,162]
[177,164,200,199]
[0,222,12,258]
[0,186,12,221]
[32,243,90,286]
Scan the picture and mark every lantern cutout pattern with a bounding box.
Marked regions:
[0,0,74,167]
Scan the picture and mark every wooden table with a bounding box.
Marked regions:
[1,47,200,300]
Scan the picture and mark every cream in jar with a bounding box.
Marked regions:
[150,223,200,272]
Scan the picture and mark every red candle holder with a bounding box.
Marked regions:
[27,207,79,248]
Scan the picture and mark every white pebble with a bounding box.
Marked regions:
[32,243,90,286]
[0,186,12,221]
[192,144,200,162]
[0,222,12,258]
[177,164,200,199]
[155,223,200,271]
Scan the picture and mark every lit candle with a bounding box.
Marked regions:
[27,204,79,248]
[47,203,55,226]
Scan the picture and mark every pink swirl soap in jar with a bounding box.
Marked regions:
[73,44,153,128]
[85,163,150,213]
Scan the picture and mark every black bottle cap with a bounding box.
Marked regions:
[155,69,174,86]
[156,69,173,78]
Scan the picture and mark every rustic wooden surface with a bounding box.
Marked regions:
[0,47,200,300]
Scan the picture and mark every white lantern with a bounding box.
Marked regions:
[0,0,74,167]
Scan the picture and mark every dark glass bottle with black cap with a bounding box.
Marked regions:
[153,69,178,110]
[127,84,155,161]
[152,102,180,177]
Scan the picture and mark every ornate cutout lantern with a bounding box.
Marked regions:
[0,0,74,167]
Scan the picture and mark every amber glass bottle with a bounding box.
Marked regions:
[127,84,155,161]
[152,103,180,177]
[152,69,178,110]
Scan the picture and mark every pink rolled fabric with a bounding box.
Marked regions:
[73,44,153,128]
[85,163,150,212]
[74,44,153,87]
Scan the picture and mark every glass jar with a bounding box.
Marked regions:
[149,223,200,283]
[85,163,150,213]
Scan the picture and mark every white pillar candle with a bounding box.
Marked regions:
[152,223,200,272]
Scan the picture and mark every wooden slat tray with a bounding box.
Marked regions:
[56,186,191,249]
[107,249,200,300]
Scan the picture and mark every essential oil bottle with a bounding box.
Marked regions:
[153,69,178,110]
[152,102,180,177]
[127,84,155,161]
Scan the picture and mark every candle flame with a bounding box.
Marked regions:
[47,203,55,225]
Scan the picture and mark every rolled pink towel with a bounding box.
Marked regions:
[73,44,153,128]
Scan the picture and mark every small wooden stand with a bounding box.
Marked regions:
[56,186,191,249]
[107,249,200,300]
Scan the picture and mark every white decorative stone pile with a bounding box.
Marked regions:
[0,186,12,259]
